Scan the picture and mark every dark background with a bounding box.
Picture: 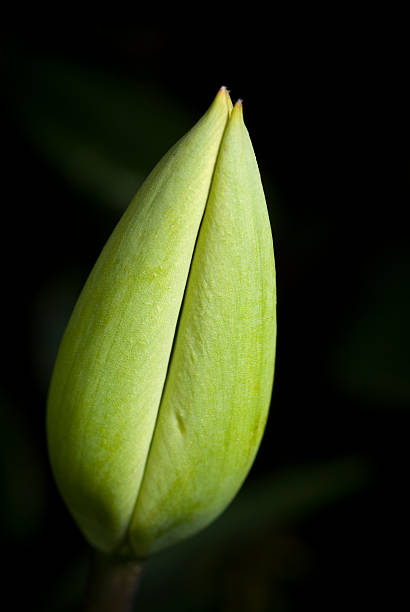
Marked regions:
[1,16,408,611]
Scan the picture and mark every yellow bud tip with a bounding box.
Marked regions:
[217,86,233,113]
[217,85,230,97]
[231,98,244,121]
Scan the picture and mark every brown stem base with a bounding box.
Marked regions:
[83,551,144,612]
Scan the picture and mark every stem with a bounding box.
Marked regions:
[82,550,144,612]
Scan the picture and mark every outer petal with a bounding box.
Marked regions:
[46,88,232,553]
[129,102,277,557]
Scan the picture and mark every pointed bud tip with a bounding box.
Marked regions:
[216,86,233,113]
[217,85,231,99]
[231,98,244,121]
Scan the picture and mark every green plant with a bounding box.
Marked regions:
[47,87,276,610]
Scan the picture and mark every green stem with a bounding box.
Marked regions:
[82,550,144,612]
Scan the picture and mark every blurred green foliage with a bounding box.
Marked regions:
[1,31,408,611]
[44,457,368,612]
[11,56,194,211]
[332,246,410,407]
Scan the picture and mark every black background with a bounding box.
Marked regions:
[1,14,408,611]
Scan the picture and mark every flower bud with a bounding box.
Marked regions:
[47,88,276,558]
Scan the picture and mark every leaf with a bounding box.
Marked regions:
[137,456,369,608]
[9,55,195,210]
[331,246,410,407]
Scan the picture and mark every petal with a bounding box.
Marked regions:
[129,101,277,557]
[47,88,232,553]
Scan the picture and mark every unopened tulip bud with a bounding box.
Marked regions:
[47,87,276,559]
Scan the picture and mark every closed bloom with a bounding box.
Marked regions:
[47,87,277,559]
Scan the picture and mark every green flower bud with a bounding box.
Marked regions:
[47,87,276,559]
